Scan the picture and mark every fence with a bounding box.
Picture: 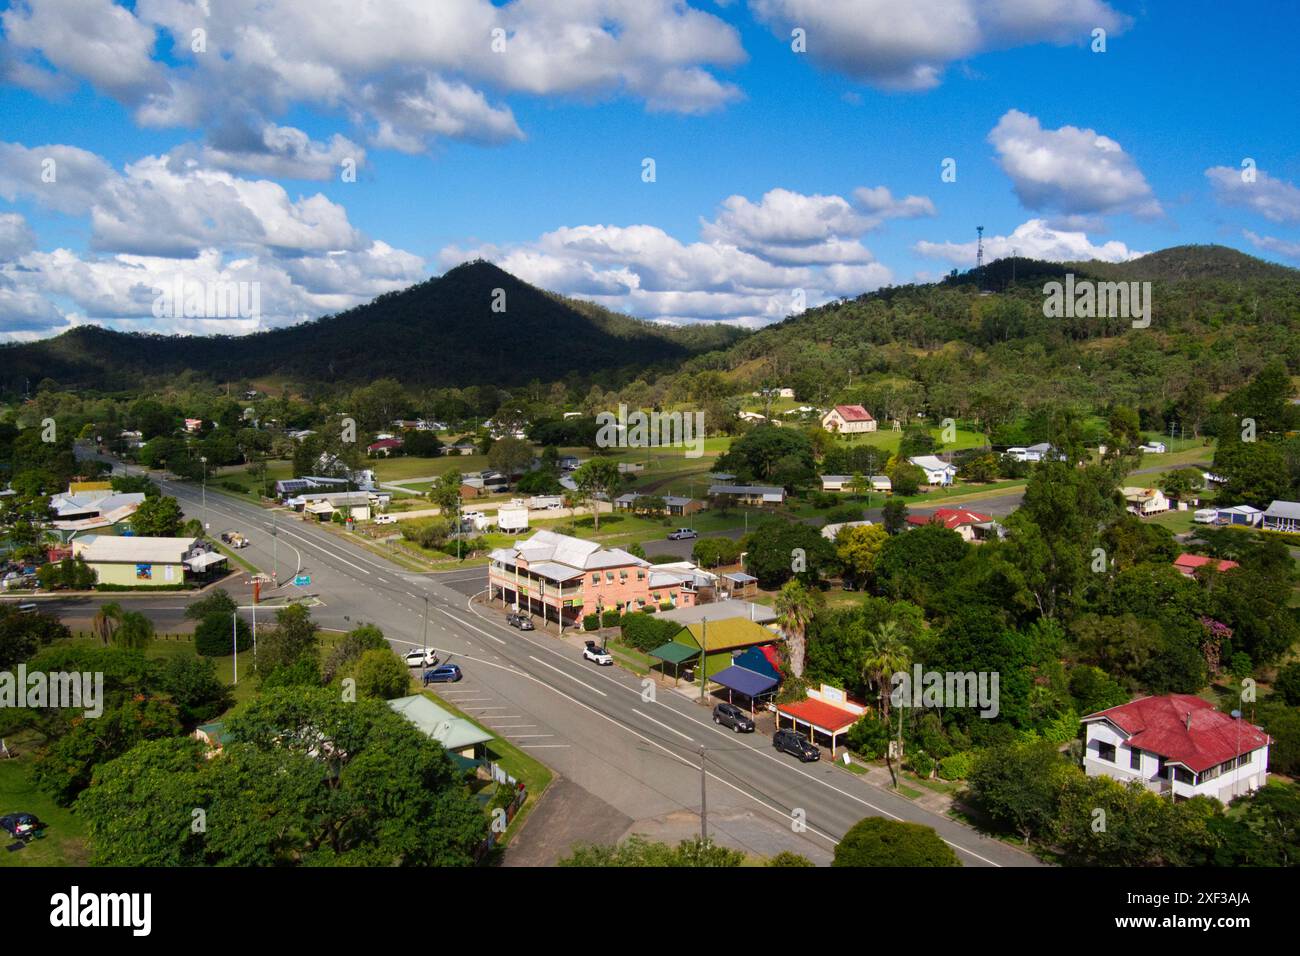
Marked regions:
[473,774,528,864]
[71,630,194,642]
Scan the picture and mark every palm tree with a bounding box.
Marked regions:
[774,579,822,678]
[92,602,123,646]
[861,620,912,722]
[862,619,912,788]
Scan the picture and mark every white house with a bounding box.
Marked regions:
[1261,500,1300,533]
[821,404,877,434]
[1122,486,1170,516]
[1005,442,1063,463]
[908,456,957,487]
[1082,695,1269,803]
[820,475,851,492]
[1138,441,1167,454]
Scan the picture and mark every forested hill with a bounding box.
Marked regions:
[678,245,1300,427]
[0,260,747,395]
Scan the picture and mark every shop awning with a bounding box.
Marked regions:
[711,665,777,698]
[777,698,860,734]
[648,642,699,665]
[185,552,228,571]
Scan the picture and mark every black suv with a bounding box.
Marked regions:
[773,728,820,762]
[712,703,755,733]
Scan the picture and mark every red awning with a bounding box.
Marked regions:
[777,698,860,734]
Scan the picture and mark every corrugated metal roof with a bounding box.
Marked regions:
[78,536,199,564]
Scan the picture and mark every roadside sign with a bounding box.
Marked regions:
[293,574,311,587]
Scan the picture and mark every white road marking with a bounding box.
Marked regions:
[632,708,694,742]
[527,656,607,696]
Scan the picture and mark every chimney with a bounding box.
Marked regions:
[1185,712,1192,731]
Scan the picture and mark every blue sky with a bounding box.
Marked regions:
[0,0,1297,340]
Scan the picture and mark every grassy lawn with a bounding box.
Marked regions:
[0,759,90,866]
[826,425,987,457]
[605,639,654,675]
[1147,509,1197,534]
[375,454,490,482]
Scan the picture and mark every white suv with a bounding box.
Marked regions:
[404,648,438,667]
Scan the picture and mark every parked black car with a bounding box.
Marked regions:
[712,702,755,733]
[773,728,820,762]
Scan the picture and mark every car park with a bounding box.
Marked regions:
[404,648,438,668]
[507,613,535,631]
[712,702,754,733]
[423,664,462,684]
[667,528,698,540]
[582,640,613,665]
[773,728,820,761]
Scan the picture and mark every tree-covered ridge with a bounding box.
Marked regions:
[0,259,748,397]
[676,245,1300,429]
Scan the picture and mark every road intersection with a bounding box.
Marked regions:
[67,456,1042,866]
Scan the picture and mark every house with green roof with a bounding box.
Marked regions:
[388,694,495,761]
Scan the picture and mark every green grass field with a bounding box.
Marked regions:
[0,759,90,866]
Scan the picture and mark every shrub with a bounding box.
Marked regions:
[938,751,977,781]
[767,851,814,867]
[620,613,680,653]
[583,614,600,632]
[353,649,413,700]
[659,602,673,611]
[845,717,890,758]
[907,749,935,778]
[824,504,865,524]
[601,609,621,628]
[194,612,251,656]
[833,817,958,867]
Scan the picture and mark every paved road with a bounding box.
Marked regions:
[69,451,1042,866]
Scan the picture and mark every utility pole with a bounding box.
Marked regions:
[699,617,707,702]
[699,745,708,843]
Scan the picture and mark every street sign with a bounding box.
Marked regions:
[293,574,311,587]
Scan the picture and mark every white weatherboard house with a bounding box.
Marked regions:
[1082,695,1269,803]
[908,456,957,487]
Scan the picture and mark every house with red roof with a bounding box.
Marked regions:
[906,507,1003,542]
[1082,695,1270,803]
[1173,553,1240,578]
[820,404,877,434]
[366,437,404,457]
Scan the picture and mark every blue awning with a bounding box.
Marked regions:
[711,665,778,698]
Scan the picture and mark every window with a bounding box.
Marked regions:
[1129,747,1142,770]
[636,570,645,580]
[1174,766,1194,785]
[606,572,614,583]
[1097,742,1116,763]
[619,571,627,581]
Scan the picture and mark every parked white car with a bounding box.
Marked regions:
[404,648,438,667]
[374,514,397,525]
